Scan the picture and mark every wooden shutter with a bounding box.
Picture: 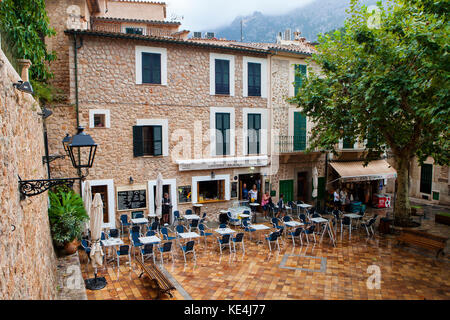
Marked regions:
[215,59,230,94]
[216,113,230,155]
[248,113,261,154]
[293,112,307,151]
[294,64,307,96]
[248,62,261,96]
[343,137,353,149]
[133,126,144,157]
[142,52,161,84]
[153,125,163,156]
[420,164,433,194]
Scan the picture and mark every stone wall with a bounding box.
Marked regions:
[0,49,57,299]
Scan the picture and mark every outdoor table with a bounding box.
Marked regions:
[228,207,250,225]
[297,203,312,217]
[284,221,304,228]
[249,202,260,223]
[147,213,157,224]
[139,235,161,245]
[310,217,335,246]
[214,228,236,237]
[248,224,270,244]
[178,231,201,245]
[183,214,200,220]
[101,238,124,266]
[131,217,148,225]
[343,213,362,229]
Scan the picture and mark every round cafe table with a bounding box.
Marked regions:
[249,203,259,223]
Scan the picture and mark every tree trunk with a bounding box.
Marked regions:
[393,156,412,226]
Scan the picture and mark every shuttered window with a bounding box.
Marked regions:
[420,164,433,194]
[293,112,307,151]
[215,113,230,155]
[294,64,307,96]
[248,113,261,154]
[248,62,261,96]
[215,59,230,95]
[133,125,162,157]
[142,52,161,84]
[343,137,354,149]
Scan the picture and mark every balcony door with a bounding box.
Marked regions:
[293,112,307,151]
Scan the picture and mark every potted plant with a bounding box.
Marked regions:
[48,187,89,255]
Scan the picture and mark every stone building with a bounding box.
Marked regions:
[45,0,273,228]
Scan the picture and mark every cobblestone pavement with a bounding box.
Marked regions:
[80,205,450,300]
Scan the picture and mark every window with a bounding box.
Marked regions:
[197,180,225,202]
[215,59,230,95]
[142,52,161,84]
[231,182,238,198]
[178,186,192,203]
[293,112,307,151]
[248,62,261,96]
[248,113,261,154]
[133,125,162,157]
[89,109,110,128]
[125,27,143,35]
[420,164,433,194]
[294,64,307,96]
[93,114,105,128]
[343,137,354,149]
[215,113,230,156]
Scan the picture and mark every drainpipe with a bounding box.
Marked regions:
[73,35,83,194]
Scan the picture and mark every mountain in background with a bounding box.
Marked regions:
[202,0,378,43]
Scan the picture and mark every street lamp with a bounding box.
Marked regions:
[18,126,97,198]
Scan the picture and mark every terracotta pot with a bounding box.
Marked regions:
[64,238,80,255]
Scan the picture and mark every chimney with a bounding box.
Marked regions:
[17,59,32,82]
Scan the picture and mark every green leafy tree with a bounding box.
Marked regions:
[0,0,57,103]
[293,0,449,226]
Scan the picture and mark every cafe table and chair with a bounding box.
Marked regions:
[249,202,260,223]
[310,216,336,246]
[131,217,149,234]
[247,223,271,244]
[101,237,124,267]
[297,203,313,217]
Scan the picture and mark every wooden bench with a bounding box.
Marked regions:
[134,258,176,298]
[396,229,448,259]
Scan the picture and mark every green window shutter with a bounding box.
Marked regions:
[153,126,163,156]
[293,112,307,151]
[294,64,307,96]
[248,62,261,96]
[215,59,230,94]
[420,164,433,194]
[132,126,144,157]
[216,113,230,155]
[318,177,325,199]
[142,52,161,84]
[248,113,261,154]
[343,137,353,149]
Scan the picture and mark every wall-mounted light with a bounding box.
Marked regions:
[13,80,34,95]
[129,176,134,184]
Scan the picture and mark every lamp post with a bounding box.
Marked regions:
[18,126,97,198]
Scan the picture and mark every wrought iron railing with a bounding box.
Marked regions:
[275,135,314,153]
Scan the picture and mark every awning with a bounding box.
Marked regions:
[176,155,269,171]
[329,160,397,183]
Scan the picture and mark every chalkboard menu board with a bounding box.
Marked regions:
[117,189,147,211]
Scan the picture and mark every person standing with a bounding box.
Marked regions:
[340,189,347,212]
[333,189,340,210]
[277,194,285,218]
[242,183,249,201]
[261,191,271,220]
[161,192,172,225]
[249,184,258,203]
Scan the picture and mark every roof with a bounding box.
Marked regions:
[64,29,269,55]
[92,17,180,26]
[187,39,316,56]
[330,160,397,182]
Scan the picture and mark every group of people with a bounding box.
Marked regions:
[332,188,352,211]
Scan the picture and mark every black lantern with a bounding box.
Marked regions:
[67,126,97,169]
[62,133,71,155]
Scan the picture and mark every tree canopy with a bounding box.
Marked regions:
[293,0,449,225]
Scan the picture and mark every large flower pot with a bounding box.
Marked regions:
[64,238,80,255]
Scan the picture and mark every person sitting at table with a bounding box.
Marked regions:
[261,191,271,220]
[276,194,285,218]
[249,184,258,203]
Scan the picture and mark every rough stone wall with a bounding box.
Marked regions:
[0,49,57,299]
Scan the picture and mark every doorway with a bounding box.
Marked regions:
[91,185,109,224]
[297,172,307,202]
[153,184,171,212]
[280,180,294,202]
[239,173,261,202]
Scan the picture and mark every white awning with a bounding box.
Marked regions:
[330,160,397,182]
[176,155,269,171]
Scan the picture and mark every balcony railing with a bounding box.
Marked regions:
[275,135,314,154]
[90,21,182,39]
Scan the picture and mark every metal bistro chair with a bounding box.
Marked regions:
[180,240,197,263]
[289,227,304,247]
[341,216,352,240]
[227,211,240,228]
[232,232,245,253]
[271,217,285,236]
[265,231,280,252]
[303,225,317,243]
[175,224,187,245]
[116,245,131,269]
[120,214,131,235]
[198,223,214,247]
[286,201,294,216]
[141,243,156,264]
[160,226,177,242]
[217,234,232,255]
[109,228,120,239]
[173,210,185,226]
[360,216,378,237]
[145,230,156,237]
[185,209,193,215]
[81,239,91,265]
[189,218,200,232]
[159,241,175,264]
[130,232,143,258]
[242,219,255,241]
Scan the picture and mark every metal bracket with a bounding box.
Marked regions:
[42,154,66,165]
[18,176,82,198]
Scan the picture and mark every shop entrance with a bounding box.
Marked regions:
[297,172,307,202]
[153,184,171,212]
[91,185,109,223]
[239,173,261,202]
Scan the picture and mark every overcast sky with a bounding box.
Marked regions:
[165,0,316,31]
